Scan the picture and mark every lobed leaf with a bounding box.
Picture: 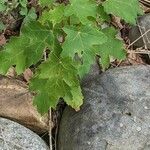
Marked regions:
[39,0,54,7]
[94,27,126,68]
[0,21,54,74]
[40,4,65,26]
[65,0,97,24]
[103,0,143,24]
[30,42,83,114]
[62,25,107,77]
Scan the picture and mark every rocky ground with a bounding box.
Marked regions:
[0,0,150,150]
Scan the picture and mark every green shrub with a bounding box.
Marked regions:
[0,0,142,114]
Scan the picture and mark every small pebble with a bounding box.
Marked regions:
[87,142,91,145]
[144,106,148,110]
[133,116,137,122]
[120,123,124,127]
[136,127,142,132]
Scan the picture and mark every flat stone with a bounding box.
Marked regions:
[0,117,49,150]
[0,75,49,134]
[58,65,150,150]
[129,13,150,49]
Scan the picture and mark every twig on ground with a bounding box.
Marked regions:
[44,50,53,150]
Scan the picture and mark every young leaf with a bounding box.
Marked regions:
[94,27,126,68]
[20,7,28,16]
[103,0,143,24]
[40,4,65,26]
[0,21,5,31]
[39,0,54,7]
[23,8,37,23]
[62,25,107,77]
[0,21,53,74]
[0,1,6,12]
[65,0,97,24]
[97,5,110,22]
[30,43,83,114]
[19,0,27,7]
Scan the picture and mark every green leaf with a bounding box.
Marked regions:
[30,43,83,114]
[39,0,54,7]
[23,8,37,23]
[62,25,107,57]
[95,27,126,68]
[69,15,80,25]
[103,0,143,24]
[97,5,110,22]
[0,21,5,31]
[65,0,97,24]
[78,47,97,77]
[20,7,28,16]
[62,25,107,77]
[19,0,27,7]
[0,21,53,74]
[0,2,6,12]
[40,4,65,26]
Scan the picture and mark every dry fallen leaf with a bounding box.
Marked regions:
[0,34,6,46]
[127,50,146,65]
[111,16,123,29]
[23,68,33,82]
[6,67,17,77]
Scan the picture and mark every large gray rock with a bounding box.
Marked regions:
[0,117,49,150]
[58,65,150,150]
